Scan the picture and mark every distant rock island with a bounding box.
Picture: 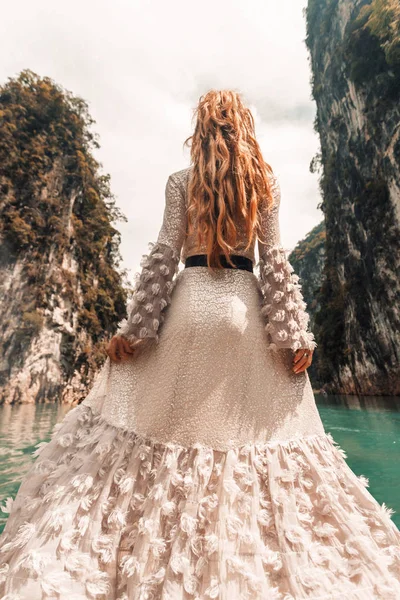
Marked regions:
[0,70,128,404]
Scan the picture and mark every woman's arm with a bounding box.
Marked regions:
[257,174,317,354]
[113,173,186,352]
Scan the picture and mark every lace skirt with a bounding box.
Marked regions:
[1,267,400,599]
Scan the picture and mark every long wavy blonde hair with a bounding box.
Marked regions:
[184,89,275,270]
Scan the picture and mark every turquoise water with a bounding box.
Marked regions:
[315,394,400,528]
[0,396,399,533]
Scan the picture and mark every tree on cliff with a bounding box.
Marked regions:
[360,0,400,65]
[0,70,128,403]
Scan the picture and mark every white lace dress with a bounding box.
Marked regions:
[1,167,400,600]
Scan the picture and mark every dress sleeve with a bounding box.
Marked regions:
[116,173,186,347]
[257,175,317,352]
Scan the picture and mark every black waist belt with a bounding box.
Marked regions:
[184,254,253,273]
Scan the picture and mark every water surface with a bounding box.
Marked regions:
[315,393,400,527]
[0,396,399,533]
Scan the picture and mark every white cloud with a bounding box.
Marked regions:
[0,0,323,277]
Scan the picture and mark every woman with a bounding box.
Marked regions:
[1,89,399,600]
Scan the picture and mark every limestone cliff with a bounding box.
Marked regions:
[0,70,127,404]
[305,0,400,394]
[289,221,326,331]
[289,223,326,388]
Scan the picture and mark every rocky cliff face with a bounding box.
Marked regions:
[0,70,127,404]
[289,222,326,330]
[305,0,400,395]
[289,222,326,388]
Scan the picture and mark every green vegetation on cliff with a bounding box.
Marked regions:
[343,0,400,94]
[359,0,400,66]
[0,70,127,381]
[307,0,400,97]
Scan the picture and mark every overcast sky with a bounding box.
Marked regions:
[1,0,322,277]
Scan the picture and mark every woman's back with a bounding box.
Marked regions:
[165,166,258,267]
[156,164,281,270]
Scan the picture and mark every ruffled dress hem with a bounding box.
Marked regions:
[1,402,400,600]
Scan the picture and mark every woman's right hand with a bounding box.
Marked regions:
[292,348,314,374]
[106,335,136,363]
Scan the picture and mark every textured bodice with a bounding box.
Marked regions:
[171,166,258,266]
[118,166,316,353]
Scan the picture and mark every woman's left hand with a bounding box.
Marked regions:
[293,348,313,374]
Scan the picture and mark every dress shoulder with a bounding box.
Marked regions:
[169,166,192,194]
[169,166,192,179]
